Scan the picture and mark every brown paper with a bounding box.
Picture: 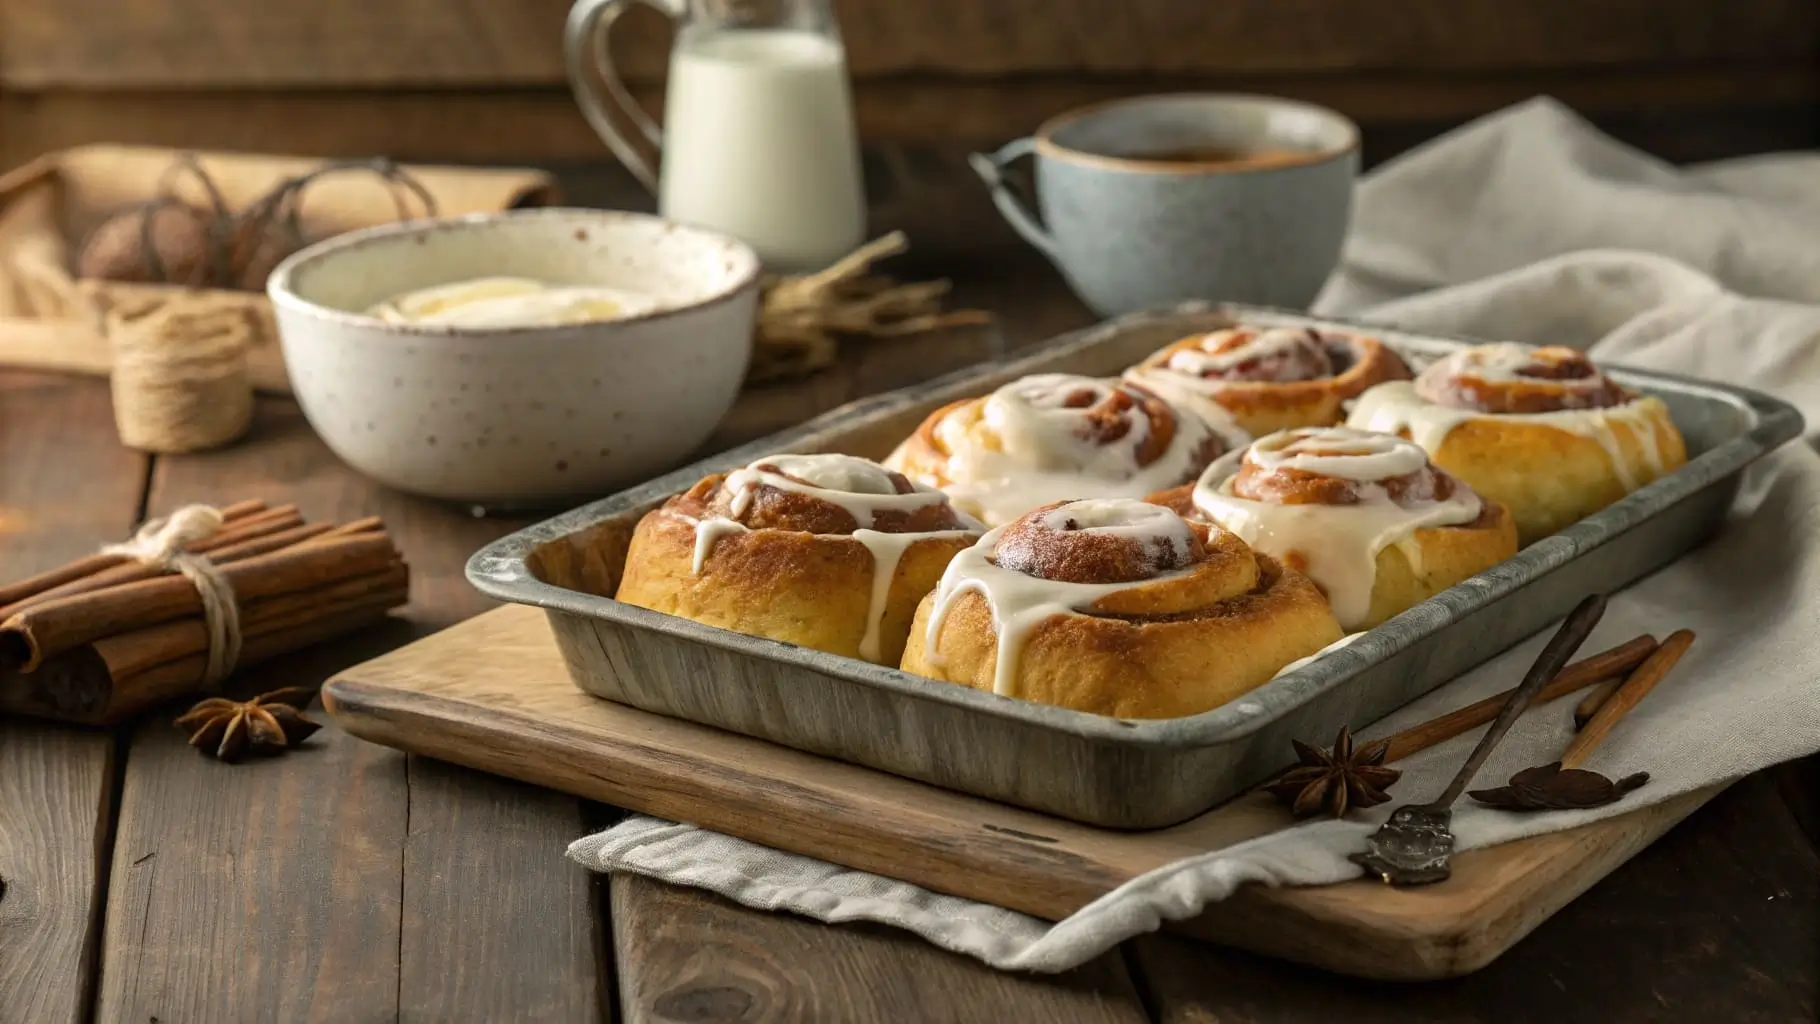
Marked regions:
[0,144,559,393]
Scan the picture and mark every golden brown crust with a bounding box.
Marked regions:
[1128,326,1412,437]
[1357,503,1515,628]
[614,458,981,665]
[1417,345,1634,413]
[901,550,1341,719]
[884,376,1229,525]
[1420,397,1688,545]
[898,502,1344,719]
[1154,428,1520,629]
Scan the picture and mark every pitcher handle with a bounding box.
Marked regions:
[566,0,684,193]
[969,138,1058,261]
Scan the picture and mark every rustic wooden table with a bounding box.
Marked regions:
[1,147,1816,1024]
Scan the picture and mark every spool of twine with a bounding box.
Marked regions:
[105,293,255,453]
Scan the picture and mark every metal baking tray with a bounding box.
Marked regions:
[466,304,1803,828]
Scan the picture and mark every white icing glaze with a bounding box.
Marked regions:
[720,452,960,525]
[682,453,982,663]
[905,374,1221,526]
[922,498,1196,695]
[1347,380,1667,490]
[1191,428,1481,629]
[1269,630,1367,680]
[1116,367,1253,451]
[690,517,750,573]
[1160,327,1329,380]
[368,276,664,326]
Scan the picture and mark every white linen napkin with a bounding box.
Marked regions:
[569,97,1820,973]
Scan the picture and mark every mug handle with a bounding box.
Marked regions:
[566,0,684,193]
[968,138,1059,261]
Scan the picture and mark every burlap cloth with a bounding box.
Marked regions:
[0,144,556,395]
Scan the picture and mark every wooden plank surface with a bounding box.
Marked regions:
[92,398,606,1022]
[1128,770,1820,1021]
[4,0,1815,88]
[322,604,1718,981]
[0,371,142,1024]
[4,68,1819,172]
[612,876,1148,1023]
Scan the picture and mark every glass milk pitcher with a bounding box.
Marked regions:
[566,0,867,271]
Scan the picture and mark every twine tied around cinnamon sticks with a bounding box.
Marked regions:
[0,500,409,725]
[98,505,243,688]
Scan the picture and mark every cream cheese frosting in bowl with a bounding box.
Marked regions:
[267,208,761,507]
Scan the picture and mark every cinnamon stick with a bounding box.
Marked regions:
[5,594,406,725]
[1382,635,1658,763]
[0,499,267,611]
[4,533,400,669]
[0,504,301,617]
[317,516,386,539]
[1560,630,1695,769]
[1573,678,1625,729]
[87,564,408,679]
[0,501,411,724]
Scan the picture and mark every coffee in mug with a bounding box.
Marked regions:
[971,94,1359,316]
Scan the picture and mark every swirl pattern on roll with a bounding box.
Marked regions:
[679,453,979,553]
[921,498,1278,697]
[1188,427,1486,629]
[1413,343,1635,413]
[884,373,1227,526]
[634,452,982,663]
[1124,324,1411,437]
[1348,342,1672,492]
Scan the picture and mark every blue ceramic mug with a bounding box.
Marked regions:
[971,94,1359,317]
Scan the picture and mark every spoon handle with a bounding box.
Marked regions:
[1427,593,1608,811]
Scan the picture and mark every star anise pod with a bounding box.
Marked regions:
[174,687,321,762]
[1265,727,1402,818]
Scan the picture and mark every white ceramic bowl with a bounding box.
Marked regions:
[268,208,761,506]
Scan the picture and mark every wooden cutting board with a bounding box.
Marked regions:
[321,604,1717,981]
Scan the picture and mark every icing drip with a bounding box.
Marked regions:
[1192,428,1481,629]
[1412,343,1635,413]
[1161,327,1333,382]
[1270,630,1367,680]
[691,517,750,573]
[1348,380,1668,490]
[720,452,953,525]
[924,499,1198,695]
[684,452,983,662]
[909,374,1222,526]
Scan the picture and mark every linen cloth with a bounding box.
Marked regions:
[569,98,1820,973]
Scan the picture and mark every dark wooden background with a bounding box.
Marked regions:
[0,0,1816,168]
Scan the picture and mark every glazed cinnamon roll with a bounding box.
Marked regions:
[1151,427,1517,630]
[883,373,1230,527]
[1124,324,1411,438]
[615,453,983,664]
[899,498,1342,719]
[1346,344,1688,545]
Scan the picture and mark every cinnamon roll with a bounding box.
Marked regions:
[1346,344,1688,545]
[900,498,1342,719]
[883,373,1230,527]
[1152,427,1517,630]
[615,453,984,665]
[1124,324,1411,438]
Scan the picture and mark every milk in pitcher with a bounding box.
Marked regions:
[659,28,866,272]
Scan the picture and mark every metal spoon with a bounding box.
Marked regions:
[1350,593,1607,886]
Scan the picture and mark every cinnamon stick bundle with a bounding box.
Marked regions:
[0,501,408,725]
